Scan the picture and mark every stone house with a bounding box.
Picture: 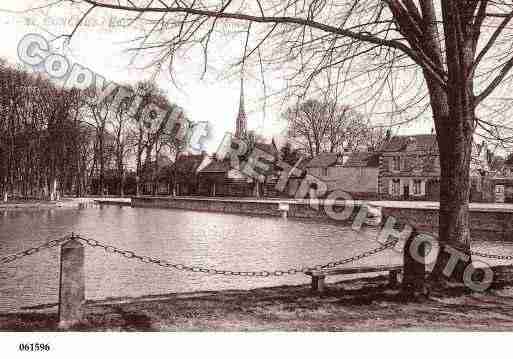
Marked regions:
[305,152,341,179]
[492,164,513,203]
[379,135,440,200]
[379,134,492,201]
[304,151,380,198]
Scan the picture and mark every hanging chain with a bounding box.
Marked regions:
[4,232,513,273]
[0,235,72,265]
[75,234,399,277]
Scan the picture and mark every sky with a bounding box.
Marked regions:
[0,0,433,153]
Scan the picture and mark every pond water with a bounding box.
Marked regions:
[0,205,511,312]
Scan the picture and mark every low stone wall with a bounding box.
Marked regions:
[131,196,359,223]
[131,196,513,242]
[133,196,282,217]
[381,206,513,242]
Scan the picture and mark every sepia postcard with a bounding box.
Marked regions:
[2,0,513,357]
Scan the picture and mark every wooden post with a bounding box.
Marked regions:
[58,236,85,329]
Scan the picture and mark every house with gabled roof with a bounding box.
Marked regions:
[491,163,513,203]
[197,158,244,196]
[197,75,281,197]
[304,151,381,198]
[379,134,439,200]
[198,141,280,197]
[379,134,493,201]
[173,152,209,195]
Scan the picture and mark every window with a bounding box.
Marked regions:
[392,156,401,171]
[322,167,329,177]
[413,180,422,195]
[391,179,401,195]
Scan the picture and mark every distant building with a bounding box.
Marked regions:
[253,141,281,197]
[305,152,342,179]
[378,134,492,201]
[140,155,174,195]
[173,153,208,196]
[197,158,251,197]
[470,141,494,203]
[235,77,247,139]
[304,151,380,199]
[494,164,513,178]
[337,152,380,198]
[197,76,282,198]
[379,134,440,200]
[492,164,513,203]
[198,142,279,197]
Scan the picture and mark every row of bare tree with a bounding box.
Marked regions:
[0,60,184,201]
[284,99,388,156]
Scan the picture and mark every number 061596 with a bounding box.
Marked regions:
[18,343,51,351]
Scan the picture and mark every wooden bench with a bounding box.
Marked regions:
[305,265,403,293]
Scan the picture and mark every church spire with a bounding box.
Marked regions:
[235,75,247,138]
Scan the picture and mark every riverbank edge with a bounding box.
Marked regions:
[3,266,513,331]
[0,198,131,210]
[0,200,77,210]
[129,196,513,242]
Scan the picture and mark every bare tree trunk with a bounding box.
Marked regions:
[99,133,105,196]
[55,177,60,201]
[136,152,142,197]
[431,101,474,284]
[152,145,161,196]
[75,158,82,197]
[135,128,144,197]
[120,169,125,197]
[418,1,475,286]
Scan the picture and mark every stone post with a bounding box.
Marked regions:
[279,203,289,219]
[58,237,85,329]
[402,227,427,298]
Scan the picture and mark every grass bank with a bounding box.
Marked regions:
[3,272,513,331]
